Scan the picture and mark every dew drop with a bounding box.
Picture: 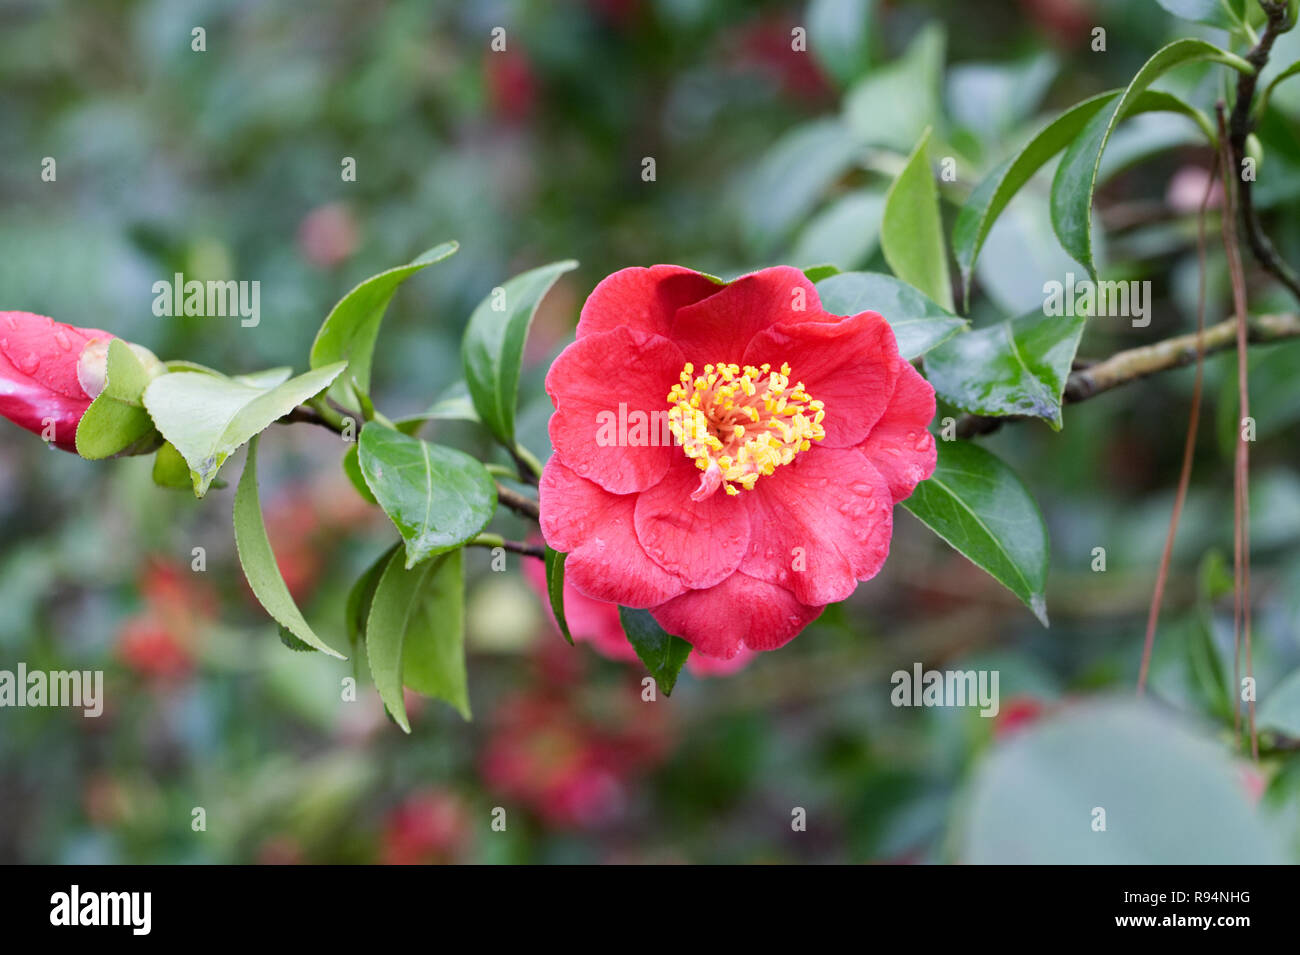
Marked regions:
[14,352,40,375]
[53,330,71,351]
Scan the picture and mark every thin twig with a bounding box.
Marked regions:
[496,482,541,522]
[279,405,343,433]
[1228,1,1300,303]
[1137,149,1219,697]
[1218,101,1259,762]
[468,534,545,559]
[954,312,1300,438]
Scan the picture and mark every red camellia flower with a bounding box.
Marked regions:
[381,789,471,865]
[540,266,936,660]
[0,311,116,451]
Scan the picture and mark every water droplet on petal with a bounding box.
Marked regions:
[14,352,40,374]
[53,330,71,351]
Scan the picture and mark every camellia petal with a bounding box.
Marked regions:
[0,311,114,451]
[545,326,684,494]
[669,266,829,363]
[539,459,685,607]
[742,310,900,448]
[858,360,938,503]
[650,571,823,659]
[633,457,750,589]
[741,449,894,605]
[575,265,722,341]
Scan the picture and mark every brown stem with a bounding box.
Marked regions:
[1137,149,1219,697]
[279,405,343,433]
[496,482,541,522]
[1219,101,1259,762]
[1228,1,1300,303]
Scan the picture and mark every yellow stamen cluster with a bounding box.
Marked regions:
[666,360,826,500]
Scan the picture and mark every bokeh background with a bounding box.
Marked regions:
[1,0,1298,863]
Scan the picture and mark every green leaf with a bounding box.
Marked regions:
[807,0,875,88]
[790,188,886,272]
[356,422,497,569]
[1153,0,1245,30]
[543,547,573,645]
[953,88,1210,301]
[461,260,577,446]
[366,547,470,731]
[143,362,345,497]
[341,443,377,504]
[881,128,953,312]
[346,543,400,648]
[902,440,1049,625]
[739,118,860,254]
[618,607,693,696]
[963,699,1283,863]
[953,91,1116,298]
[278,626,315,652]
[75,339,163,459]
[1050,41,1235,278]
[924,310,1086,429]
[308,241,458,400]
[801,264,841,284]
[815,271,967,359]
[1259,668,1300,739]
[151,441,193,489]
[843,22,944,153]
[232,436,344,658]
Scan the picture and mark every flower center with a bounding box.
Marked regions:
[666,361,825,501]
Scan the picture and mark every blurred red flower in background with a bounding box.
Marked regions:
[481,690,670,829]
[381,788,472,865]
[117,558,217,681]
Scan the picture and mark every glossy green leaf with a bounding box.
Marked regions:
[461,260,576,446]
[1258,668,1300,739]
[309,241,458,399]
[1051,41,1237,277]
[618,607,693,696]
[843,22,944,153]
[1153,0,1245,30]
[807,0,875,88]
[75,339,163,460]
[924,310,1086,429]
[356,422,496,568]
[543,547,573,645]
[232,436,344,658]
[815,271,967,359]
[366,547,469,731]
[881,128,953,312]
[953,88,1210,302]
[143,361,346,497]
[902,440,1049,625]
[953,91,1116,298]
[739,119,859,254]
[963,699,1284,863]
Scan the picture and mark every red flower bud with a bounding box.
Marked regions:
[0,311,115,452]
